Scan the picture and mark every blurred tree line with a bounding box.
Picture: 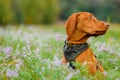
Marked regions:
[0,0,59,25]
[59,0,120,23]
[0,0,120,25]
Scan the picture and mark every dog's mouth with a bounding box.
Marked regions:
[96,30,107,34]
[89,30,107,36]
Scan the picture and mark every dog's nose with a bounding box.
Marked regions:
[105,23,109,29]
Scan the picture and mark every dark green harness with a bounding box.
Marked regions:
[63,41,89,69]
[63,41,89,62]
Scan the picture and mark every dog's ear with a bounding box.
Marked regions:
[65,13,79,36]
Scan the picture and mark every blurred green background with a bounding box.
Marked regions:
[0,0,120,25]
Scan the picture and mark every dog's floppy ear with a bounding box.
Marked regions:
[65,13,79,36]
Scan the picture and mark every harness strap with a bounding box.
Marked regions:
[69,61,76,69]
[63,41,89,62]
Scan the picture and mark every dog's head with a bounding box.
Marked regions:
[65,12,109,37]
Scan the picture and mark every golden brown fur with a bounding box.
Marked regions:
[62,12,109,75]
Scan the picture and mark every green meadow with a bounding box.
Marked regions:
[0,24,120,80]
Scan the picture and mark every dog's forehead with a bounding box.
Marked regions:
[81,12,93,17]
[77,12,92,20]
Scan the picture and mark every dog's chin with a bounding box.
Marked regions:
[89,30,107,37]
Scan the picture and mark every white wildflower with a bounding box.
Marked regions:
[115,66,118,70]
[87,37,93,43]
[42,66,45,71]
[65,70,80,80]
[15,64,20,71]
[53,56,62,66]
[65,73,73,80]
[22,47,26,51]
[15,59,23,71]
[116,78,120,80]
[94,41,101,47]
[103,71,107,76]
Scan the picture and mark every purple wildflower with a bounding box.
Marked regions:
[34,48,40,53]
[6,69,18,77]
[3,47,13,55]
[94,42,115,54]
[55,33,62,41]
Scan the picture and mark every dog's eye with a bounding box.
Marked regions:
[89,16,92,20]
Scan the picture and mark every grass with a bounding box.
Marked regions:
[0,24,120,80]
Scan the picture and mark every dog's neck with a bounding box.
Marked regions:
[67,29,89,44]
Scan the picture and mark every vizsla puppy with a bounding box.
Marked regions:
[62,12,109,75]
